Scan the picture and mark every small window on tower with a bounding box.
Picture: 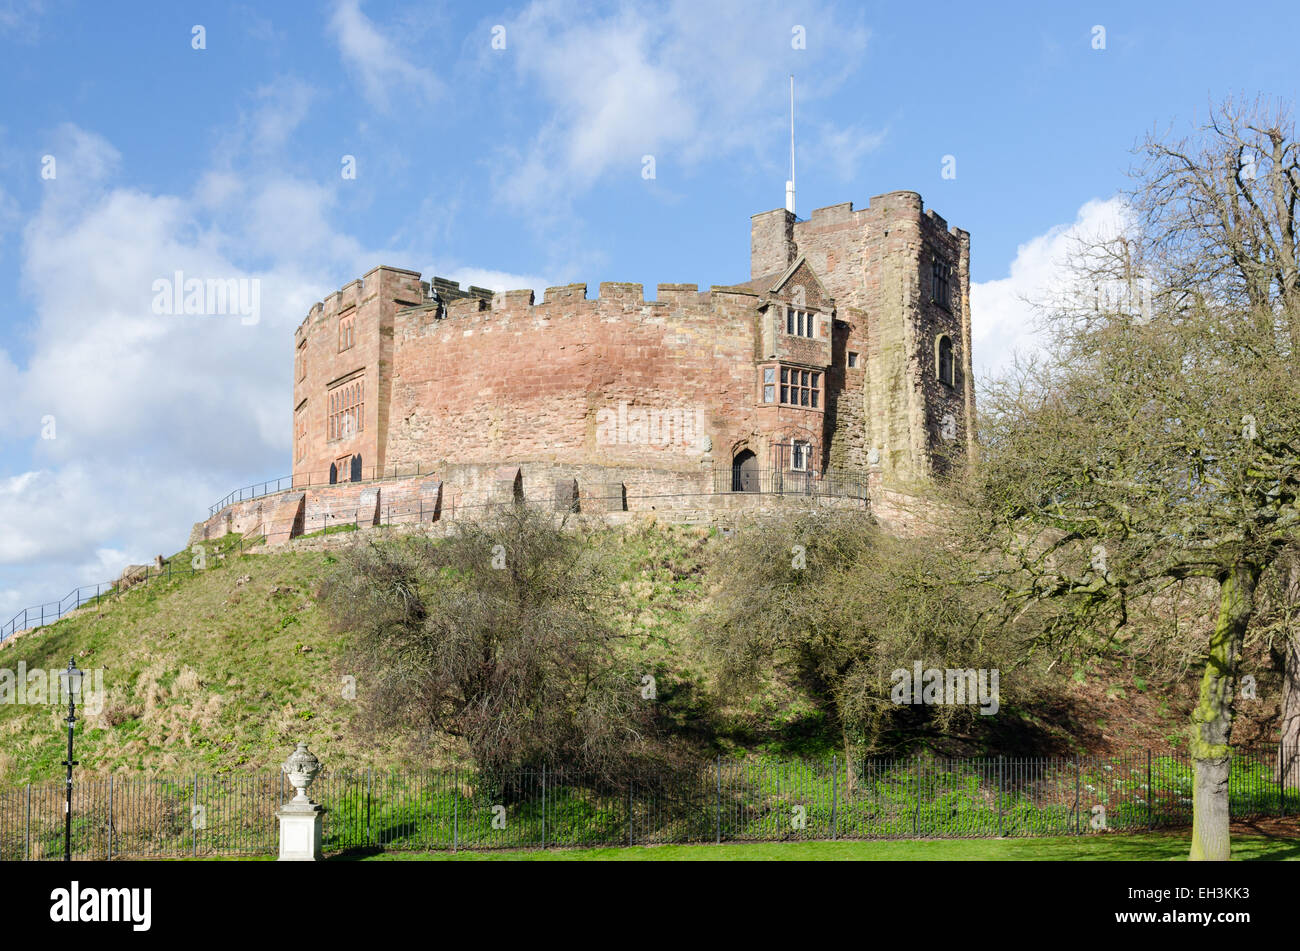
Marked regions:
[937,335,955,387]
[762,366,776,403]
[931,259,952,310]
[847,351,858,368]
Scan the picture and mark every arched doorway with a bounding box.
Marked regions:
[731,449,759,493]
[328,463,337,485]
[351,454,362,483]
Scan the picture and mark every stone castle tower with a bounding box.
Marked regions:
[289,192,973,501]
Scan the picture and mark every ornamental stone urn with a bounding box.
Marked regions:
[277,742,325,861]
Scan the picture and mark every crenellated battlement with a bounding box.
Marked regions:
[388,277,758,339]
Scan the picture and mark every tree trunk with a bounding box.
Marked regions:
[1281,628,1300,789]
[1279,557,1300,789]
[1189,563,1259,861]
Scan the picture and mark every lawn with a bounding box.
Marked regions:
[329,832,1300,861]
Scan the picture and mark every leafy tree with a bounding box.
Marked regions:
[700,508,1012,771]
[974,97,1300,860]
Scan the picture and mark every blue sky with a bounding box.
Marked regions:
[1,0,1297,619]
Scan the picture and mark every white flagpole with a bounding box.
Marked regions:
[786,75,796,215]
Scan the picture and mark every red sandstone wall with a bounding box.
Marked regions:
[293,266,424,482]
[384,282,766,472]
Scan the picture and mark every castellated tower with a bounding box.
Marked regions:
[751,192,975,484]
[291,193,973,505]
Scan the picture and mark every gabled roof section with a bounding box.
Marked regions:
[767,254,832,302]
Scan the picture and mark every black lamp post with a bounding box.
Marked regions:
[59,657,81,862]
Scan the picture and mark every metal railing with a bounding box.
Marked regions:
[711,467,870,499]
[2,747,1296,859]
[0,563,199,646]
[208,464,439,516]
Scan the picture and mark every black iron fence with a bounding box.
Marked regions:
[710,467,870,499]
[2,748,1296,859]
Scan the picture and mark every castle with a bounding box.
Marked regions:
[290,191,973,497]
[200,191,972,545]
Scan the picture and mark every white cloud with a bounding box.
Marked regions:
[970,197,1129,383]
[1,129,333,618]
[808,122,887,183]
[242,78,317,155]
[434,266,554,299]
[328,0,442,113]
[0,120,554,625]
[493,0,873,209]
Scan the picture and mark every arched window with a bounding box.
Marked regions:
[937,335,955,387]
[327,376,366,441]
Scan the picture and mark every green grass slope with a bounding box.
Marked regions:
[0,523,715,785]
[0,518,1273,788]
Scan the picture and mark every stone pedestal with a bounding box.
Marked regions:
[277,741,325,860]
[277,801,324,861]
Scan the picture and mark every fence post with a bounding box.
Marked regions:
[192,772,199,857]
[914,756,920,835]
[107,775,113,861]
[24,784,30,861]
[831,755,838,840]
[541,765,547,850]
[627,782,633,847]
[366,768,373,848]
[1147,750,1153,830]
[1071,758,1081,831]
[452,768,458,853]
[1282,742,1292,817]
[997,756,1004,837]
[715,755,722,844]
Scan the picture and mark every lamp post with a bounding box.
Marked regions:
[58,657,82,862]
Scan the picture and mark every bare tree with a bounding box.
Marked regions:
[321,505,677,785]
[974,97,1300,860]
